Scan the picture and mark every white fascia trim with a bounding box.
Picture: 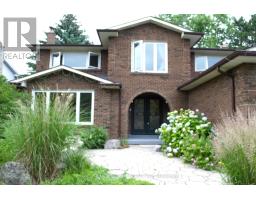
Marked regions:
[12,65,113,84]
[109,16,192,33]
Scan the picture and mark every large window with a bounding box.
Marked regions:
[50,51,101,69]
[32,90,94,125]
[131,41,168,73]
[195,55,224,72]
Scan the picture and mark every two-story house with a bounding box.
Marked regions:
[12,17,256,143]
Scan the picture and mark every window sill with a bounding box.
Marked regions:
[75,122,94,126]
[130,72,169,76]
[73,67,101,70]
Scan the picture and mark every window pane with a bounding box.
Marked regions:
[63,52,87,68]
[207,56,224,67]
[89,53,99,67]
[195,56,207,71]
[52,52,61,67]
[50,92,76,122]
[157,43,166,72]
[145,43,154,71]
[80,93,92,122]
[134,42,142,71]
[34,92,46,108]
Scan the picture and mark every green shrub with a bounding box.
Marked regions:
[63,150,90,173]
[3,94,76,183]
[0,75,29,138]
[157,109,215,170]
[214,110,256,184]
[43,165,152,185]
[0,138,16,165]
[80,126,108,149]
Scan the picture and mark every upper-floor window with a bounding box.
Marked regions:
[50,51,101,69]
[195,55,224,72]
[131,40,168,73]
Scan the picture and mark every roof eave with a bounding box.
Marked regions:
[181,32,204,47]
[11,65,114,85]
[178,51,256,91]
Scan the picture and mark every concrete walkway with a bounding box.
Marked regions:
[87,145,224,185]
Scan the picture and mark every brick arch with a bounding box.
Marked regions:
[126,90,171,113]
[124,90,171,136]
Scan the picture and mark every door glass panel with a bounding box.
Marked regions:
[133,98,144,130]
[149,99,160,130]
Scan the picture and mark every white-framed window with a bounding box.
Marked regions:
[50,51,101,69]
[88,52,101,68]
[51,52,62,67]
[32,90,94,125]
[131,40,168,73]
[195,55,224,72]
[63,52,87,69]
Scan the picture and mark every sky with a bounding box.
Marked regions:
[0,0,255,74]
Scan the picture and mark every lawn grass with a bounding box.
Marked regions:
[43,164,152,185]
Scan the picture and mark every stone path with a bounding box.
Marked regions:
[87,145,224,185]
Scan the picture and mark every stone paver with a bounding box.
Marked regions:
[87,145,224,185]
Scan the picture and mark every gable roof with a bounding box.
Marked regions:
[98,17,203,47]
[178,51,256,91]
[109,16,193,32]
[11,65,115,85]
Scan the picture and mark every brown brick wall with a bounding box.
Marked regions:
[27,70,119,138]
[107,23,192,136]
[188,74,233,123]
[36,50,50,72]
[235,63,256,113]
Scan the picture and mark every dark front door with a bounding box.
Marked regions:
[131,94,167,134]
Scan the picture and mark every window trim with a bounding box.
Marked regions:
[87,52,101,69]
[131,40,168,73]
[32,90,95,125]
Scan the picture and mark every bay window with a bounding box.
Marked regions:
[32,90,94,125]
[131,40,168,73]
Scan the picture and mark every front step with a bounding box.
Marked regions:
[128,134,162,145]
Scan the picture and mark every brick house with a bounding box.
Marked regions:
[12,17,256,143]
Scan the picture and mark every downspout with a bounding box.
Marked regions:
[118,87,122,139]
[217,66,236,113]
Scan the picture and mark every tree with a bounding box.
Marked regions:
[42,14,90,45]
[26,53,36,73]
[229,15,256,48]
[0,76,29,138]
[159,14,233,48]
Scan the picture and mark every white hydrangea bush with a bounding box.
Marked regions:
[156,109,215,170]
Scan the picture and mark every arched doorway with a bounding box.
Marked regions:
[129,92,170,135]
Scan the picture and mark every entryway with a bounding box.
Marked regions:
[128,92,169,144]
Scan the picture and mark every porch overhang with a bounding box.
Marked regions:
[11,65,119,88]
